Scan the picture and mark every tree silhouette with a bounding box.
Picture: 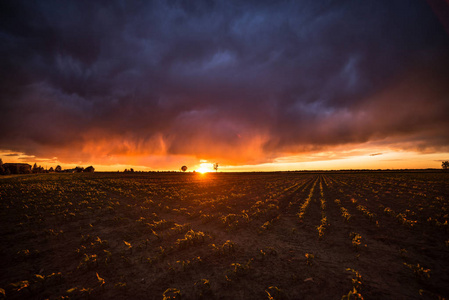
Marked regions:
[213,163,218,172]
[181,166,188,172]
[443,161,449,170]
[55,165,62,172]
[84,166,95,173]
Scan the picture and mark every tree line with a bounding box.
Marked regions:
[0,158,94,175]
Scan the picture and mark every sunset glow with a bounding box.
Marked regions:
[196,163,214,174]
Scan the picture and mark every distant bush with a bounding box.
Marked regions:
[443,161,449,170]
[84,166,95,173]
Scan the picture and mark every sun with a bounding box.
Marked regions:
[196,163,214,174]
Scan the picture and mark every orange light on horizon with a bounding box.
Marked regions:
[196,162,214,173]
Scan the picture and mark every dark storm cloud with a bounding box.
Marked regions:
[4,153,20,156]
[1,0,448,165]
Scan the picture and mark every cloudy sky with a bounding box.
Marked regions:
[1,0,449,171]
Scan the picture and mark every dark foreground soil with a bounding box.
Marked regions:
[0,171,448,299]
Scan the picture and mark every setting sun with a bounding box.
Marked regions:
[196,162,214,173]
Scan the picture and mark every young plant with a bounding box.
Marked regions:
[404,263,431,280]
[297,180,318,220]
[341,268,364,300]
[305,253,315,265]
[123,240,132,253]
[266,286,287,300]
[194,279,212,298]
[317,217,329,239]
[9,281,29,292]
[114,282,127,290]
[340,207,351,222]
[356,205,376,222]
[163,288,182,300]
[176,230,206,249]
[228,260,252,278]
[78,253,98,270]
[349,232,365,250]
[96,272,105,288]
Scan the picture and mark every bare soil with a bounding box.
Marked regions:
[0,171,448,299]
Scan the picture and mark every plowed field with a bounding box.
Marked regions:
[1,172,448,299]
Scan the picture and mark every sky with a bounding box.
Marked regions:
[1,0,449,172]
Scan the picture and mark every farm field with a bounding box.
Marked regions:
[0,172,448,299]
